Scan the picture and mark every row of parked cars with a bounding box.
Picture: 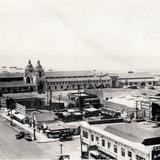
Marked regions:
[15,131,32,141]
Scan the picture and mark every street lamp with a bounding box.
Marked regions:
[60,143,63,155]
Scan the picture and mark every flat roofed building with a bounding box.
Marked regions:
[2,93,45,110]
[0,72,23,82]
[102,95,160,120]
[80,121,160,160]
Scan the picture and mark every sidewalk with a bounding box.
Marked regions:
[0,112,58,143]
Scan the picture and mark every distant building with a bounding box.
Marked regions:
[109,72,159,87]
[45,71,112,91]
[24,60,113,91]
[80,121,160,160]
[0,81,35,94]
[2,93,45,111]
[0,62,159,94]
[34,112,58,130]
[0,60,113,93]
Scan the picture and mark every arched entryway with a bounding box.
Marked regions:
[141,82,146,86]
[26,77,30,83]
[37,81,45,93]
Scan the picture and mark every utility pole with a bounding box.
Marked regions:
[33,113,36,140]
[47,84,49,104]
[80,127,83,159]
[49,86,52,111]
[135,101,138,121]
[78,85,81,112]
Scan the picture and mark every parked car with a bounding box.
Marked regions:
[15,131,25,139]
[59,133,73,141]
[24,132,32,141]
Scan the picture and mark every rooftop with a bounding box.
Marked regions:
[103,122,160,145]
[0,72,23,78]
[83,121,160,146]
[84,108,99,112]
[0,81,35,87]
[102,100,134,112]
[47,121,78,130]
[46,75,110,82]
[34,112,57,122]
[109,72,154,79]
[45,71,95,78]
[3,92,45,100]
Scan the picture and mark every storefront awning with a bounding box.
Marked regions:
[90,150,99,156]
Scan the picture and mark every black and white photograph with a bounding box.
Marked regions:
[0,0,160,160]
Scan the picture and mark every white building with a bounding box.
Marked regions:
[80,121,160,160]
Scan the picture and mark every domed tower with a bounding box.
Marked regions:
[24,60,34,83]
[33,60,45,93]
[35,60,44,78]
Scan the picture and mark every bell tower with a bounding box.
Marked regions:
[33,60,45,93]
[24,60,34,84]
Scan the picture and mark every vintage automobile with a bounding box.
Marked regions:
[15,131,25,139]
[59,133,73,141]
[24,132,32,141]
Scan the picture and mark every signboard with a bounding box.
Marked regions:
[16,103,26,116]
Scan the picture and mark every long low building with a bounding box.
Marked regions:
[0,81,36,94]
[0,61,159,94]
[46,75,111,91]
[80,121,160,160]
[109,72,160,87]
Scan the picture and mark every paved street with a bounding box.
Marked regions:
[0,118,81,159]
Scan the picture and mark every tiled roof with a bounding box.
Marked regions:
[45,71,95,78]
[46,76,110,82]
[109,72,154,79]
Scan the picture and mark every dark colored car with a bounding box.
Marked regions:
[15,131,25,139]
[24,132,32,141]
[59,133,73,141]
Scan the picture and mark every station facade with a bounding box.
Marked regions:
[23,60,113,92]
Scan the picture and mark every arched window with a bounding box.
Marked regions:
[39,72,42,77]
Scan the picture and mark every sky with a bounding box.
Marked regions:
[0,0,160,72]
